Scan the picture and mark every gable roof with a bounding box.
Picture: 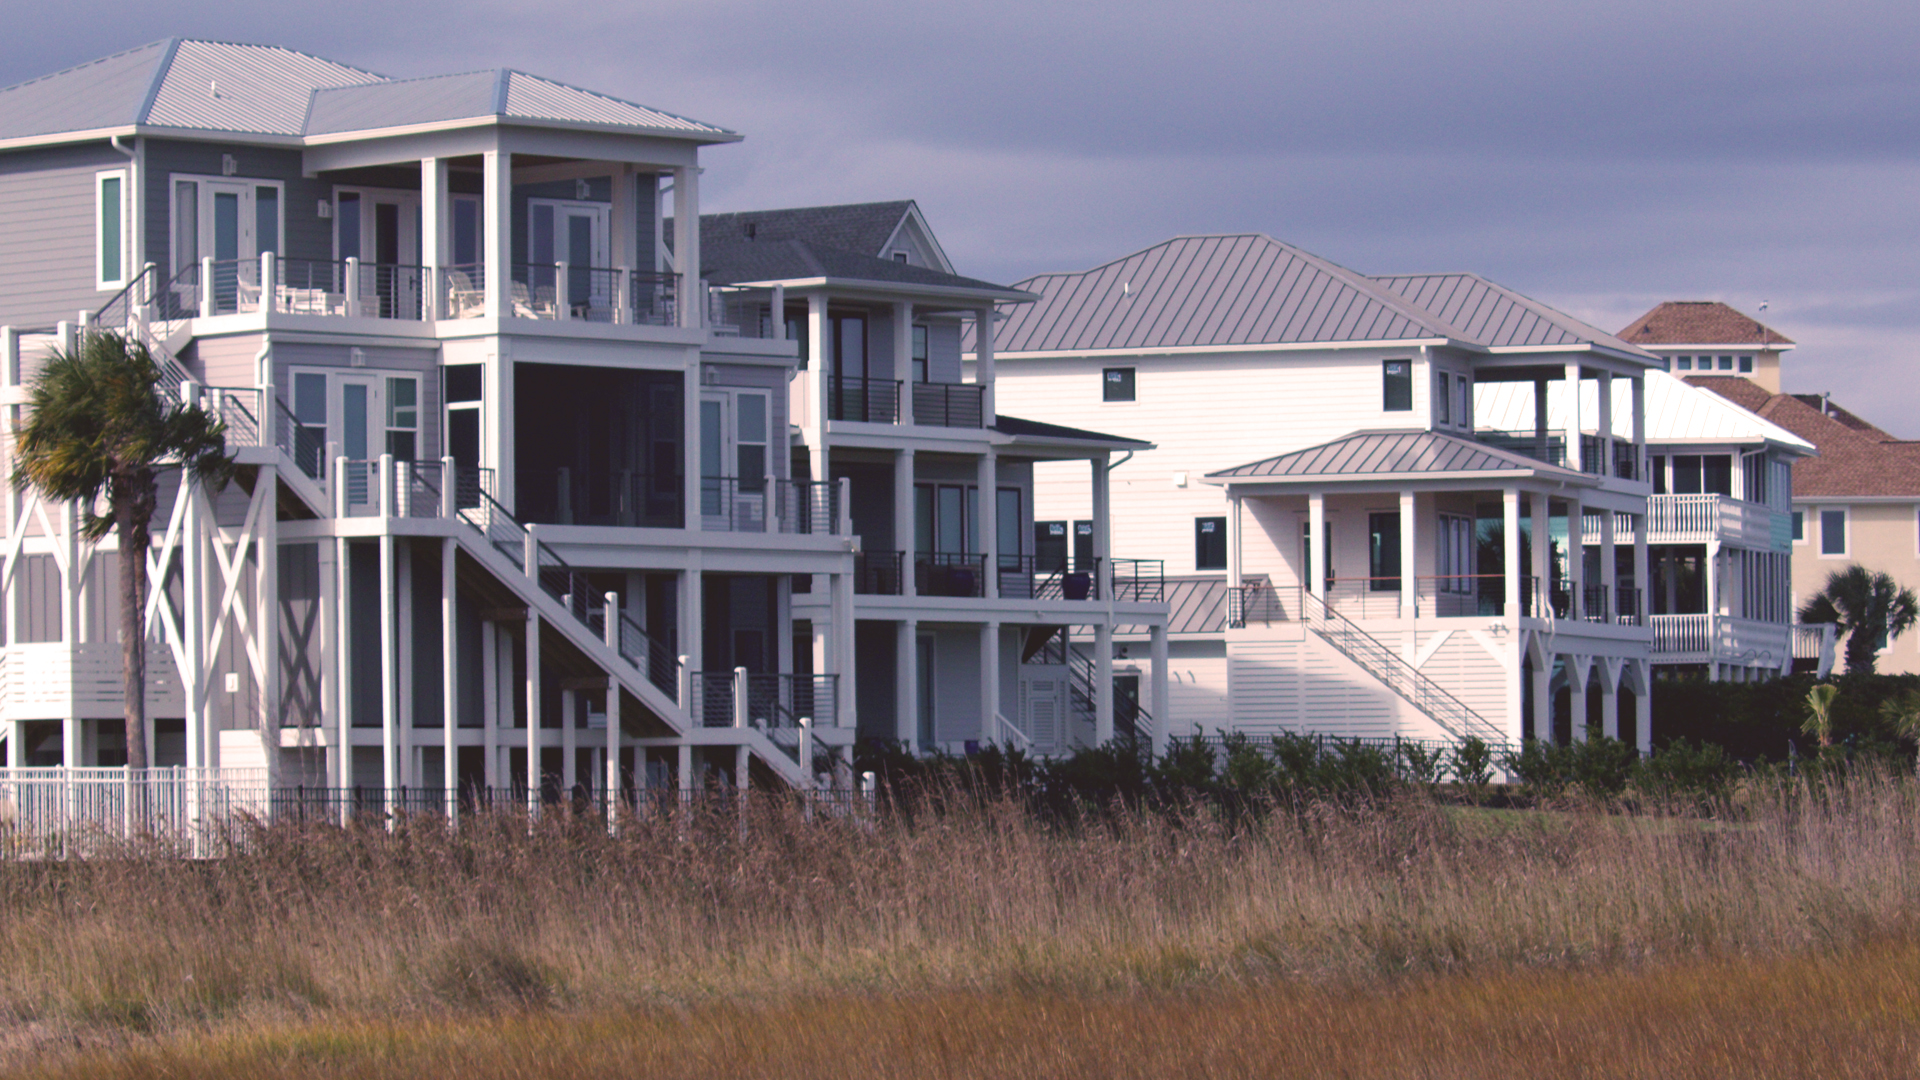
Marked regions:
[700,238,1026,298]
[305,69,733,139]
[0,39,733,145]
[1473,369,1813,453]
[702,202,919,258]
[1688,377,1920,498]
[1370,272,1645,354]
[1206,429,1588,483]
[993,234,1458,354]
[1619,301,1794,347]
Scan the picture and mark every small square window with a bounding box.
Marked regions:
[1820,509,1847,556]
[1719,355,1734,370]
[1676,356,1693,371]
[1102,367,1135,402]
[1738,355,1754,373]
[1195,517,1227,571]
[1383,360,1412,411]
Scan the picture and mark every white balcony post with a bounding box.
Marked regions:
[1399,489,1416,619]
[732,666,748,729]
[1567,496,1584,618]
[524,523,541,582]
[1094,624,1115,746]
[199,257,216,318]
[977,449,997,598]
[555,262,569,320]
[259,251,276,314]
[894,301,915,426]
[677,655,691,713]
[672,165,700,330]
[379,530,398,805]
[1149,623,1170,757]
[1601,506,1618,622]
[1308,493,1327,600]
[1531,493,1550,619]
[442,536,458,817]
[837,476,853,536]
[440,456,457,518]
[422,156,448,320]
[770,285,785,341]
[897,619,917,747]
[798,718,812,782]
[378,453,395,519]
[1564,361,1583,473]
[978,621,1001,749]
[1633,509,1650,627]
[526,611,541,816]
[1596,372,1614,478]
[1091,453,1112,594]
[764,473,778,533]
[1503,487,1522,618]
[615,268,630,325]
[344,257,361,319]
[484,149,511,320]
[1226,492,1243,590]
[1631,376,1647,481]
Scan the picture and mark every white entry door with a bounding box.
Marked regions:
[337,189,422,317]
[335,374,384,512]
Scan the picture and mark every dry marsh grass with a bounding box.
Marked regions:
[0,774,1918,1070]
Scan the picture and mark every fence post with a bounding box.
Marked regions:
[678,655,691,713]
[799,718,813,783]
[378,454,395,518]
[260,251,276,314]
[440,456,458,518]
[733,666,748,729]
[200,257,216,318]
[765,473,778,533]
[837,476,852,536]
[615,267,629,324]
[524,523,541,582]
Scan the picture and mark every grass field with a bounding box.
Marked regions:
[1,773,1916,1074]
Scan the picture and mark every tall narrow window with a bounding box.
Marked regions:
[1434,370,1450,424]
[173,180,199,273]
[1820,509,1847,556]
[386,377,418,460]
[736,393,768,492]
[254,185,279,257]
[1035,521,1067,572]
[1368,512,1401,591]
[1791,510,1804,543]
[1073,520,1095,570]
[1195,517,1227,571]
[997,488,1022,566]
[96,171,126,288]
[1383,361,1412,411]
[912,325,929,382]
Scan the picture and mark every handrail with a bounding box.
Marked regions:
[993,711,1033,749]
[1067,648,1154,746]
[1302,589,1506,745]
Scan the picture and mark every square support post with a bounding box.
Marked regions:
[1399,489,1416,619]
[672,166,700,329]
[421,156,448,319]
[979,622,1000,749]
[1308,493,1327,599]
[482,150,511,319]
[1567,497,1585,620]
[895,449,915,597]
[1149,622,1170,756]
[443,538,458,811]
[894,301,915,426]
[974,307,996,426]
[898,619,918,749]
[1094,624,1114,747]
[1564,362,1583,473]
[1503,486,1522,617]
[977,450,997,598]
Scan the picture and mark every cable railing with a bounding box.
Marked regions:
[995,555,1096,600]
[829,375,901,423]
[275,398,324,480]
[440,263,487,319]
[1302,590,1507,746]
[1416,574,1509,618]
[1109,558,1165,603]
[688,671,837,734]
[911,382,985,428]
[1227,582,1300,627]
[1067,649,1154,747]
[915,552,986,597]
[506,264,678,325]
[696,478,843,534]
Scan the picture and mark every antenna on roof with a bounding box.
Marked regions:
[209,79,219,99]
[1122,281,1131,297]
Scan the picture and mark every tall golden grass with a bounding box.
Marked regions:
[1,773,1918,1071]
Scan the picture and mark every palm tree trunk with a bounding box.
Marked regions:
[117,485,150,771]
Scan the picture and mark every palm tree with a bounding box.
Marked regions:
[1804,682,1840,749]
[1798,566,1920,676]
[12,332,233,769]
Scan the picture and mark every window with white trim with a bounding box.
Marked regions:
[1819,507,1848,557]
[96,170,128,289]
[1791,510,1805,544]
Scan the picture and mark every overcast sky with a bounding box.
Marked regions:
[7,1,1917,431]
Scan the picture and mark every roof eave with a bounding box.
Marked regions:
[0,124,140,152]
[735,276,1035,303]
[1639,341,1796,352]
[1201,467,1597,488]
[302,113,742,146]
[1483,342,1663,365]
[977,337,1466,361]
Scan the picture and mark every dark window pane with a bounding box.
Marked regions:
[1102,367,1135,402]
[1673,455,1703,494]
[1195,516,1226,571]
[1702,455,1732,497]
[445,365,483,403]
[1821,510,1847,555]
[1383,361,1412,411]
[1035,521,1067,572]
[1369,512,1402,590]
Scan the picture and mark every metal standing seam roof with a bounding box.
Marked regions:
[701,239,1021,294]
[1369,272,1648,355]
[0,39,733,143]
[1473,369,1814,452]
[1117,575,1267,636]
[987,235,1462,354]
[1206,429,1588,481]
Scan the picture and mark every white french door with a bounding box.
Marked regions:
[527,199,611,317]
[336,189,423,316]
[171,177,282,311]
[700,390,770,529]
[290,369,421,511]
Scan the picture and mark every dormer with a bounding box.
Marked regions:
[1618,301,1796,393]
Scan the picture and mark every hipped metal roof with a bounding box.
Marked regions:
[0,39,734,143]
[986,234,1655,361]
[1206,429,1588,484]
[701,239,1025,298]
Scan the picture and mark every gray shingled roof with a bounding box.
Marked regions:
[306,69,733,138]
[992,235,1461,354]
[1369,272,1646,355]
[702,202,916,258]
[701,239,1018,294]
[1207,429,1586,481]
[0,39,732,143]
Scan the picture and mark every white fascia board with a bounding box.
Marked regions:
[982,337,1462,362]
[733,278,1035,305]
[1792,495,1920,505]
[1201,468,1595,489]
[303,114,738,148]
[1645,342,1795,352]
[1482,343,1662,368]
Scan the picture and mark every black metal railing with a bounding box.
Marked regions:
[275,398,324,480]
[855,551,904,595]
[688,672,837,731]
[915,552,987,597]
[1227,583,1299,627]
[911,382,985,428]
[1479,429,1566,468]
[1108,558,1165,602]
[995,554,1098,600]
[829,375,901,423]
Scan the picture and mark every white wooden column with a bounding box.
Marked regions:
[894,301,915,426]
[1596,372,1614,479]
[560,689,577,791]
[1531,493,1550,620]
[610,165,635,272]
[979,621,1000,748]
[1090,454,1111,589]
[1149,622,1170,756]
[1632,510,1649,629]
[684,360,702,532]
[379,529,397,797]
[482,149,511,319]
[258,464,280,769]
[525,612,541,808]
[1567,496,1584,620]
[672,165,700,329]
[1308,493,1327,599]
[1094,623,1114,746]
[895,449,915,597]
[334,528,351,791]
[1635,661,1652,751]
[1599,659,1620,740]
[975,307,996,426]
[442,537,458,803]
[1531,651,1553,743]
[1502,487,1522,617]
[1600,506,1618,623]
[1533,379,1550,464]
[1564,362,1584,473]
[421,157,448,320]
[977,449,997,599]
[1631,376,1647,482]
[396,537,414,787]
[1226,492,1243,589]
[897,619,917,749]
[1567,655,1590,742]
[1399,490,1416,619]
[807,293,831,483]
